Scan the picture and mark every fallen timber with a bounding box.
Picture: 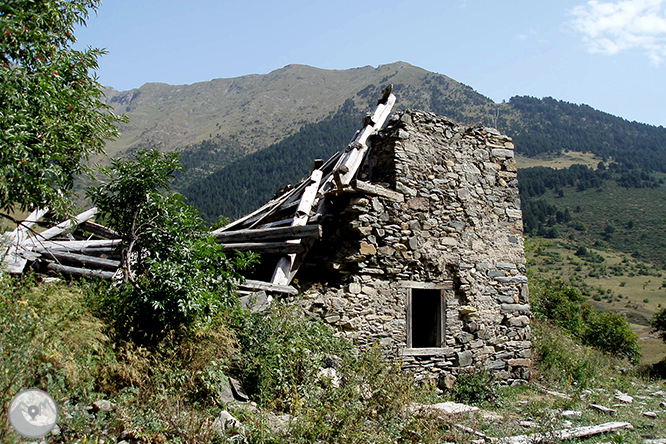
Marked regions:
[2,89,397,297]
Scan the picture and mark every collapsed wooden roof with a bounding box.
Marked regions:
[1,89,397,295]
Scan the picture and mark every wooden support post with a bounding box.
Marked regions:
[34,239,120,253]
[79,220,120,239]
[220,241,305,254]
[271,168,323,286]
[239,279,298,296]
[40,250,120,270]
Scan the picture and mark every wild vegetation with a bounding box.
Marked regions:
[2,269,665,443]
[0,0,126,217]
[2,2,666,442]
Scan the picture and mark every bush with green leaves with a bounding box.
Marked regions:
[584,311,640,363]
[533,319,615,387]
[88,149,256,343]
[530,276,640,363]
[652,307,666,344]
[232,303,444,443]
[234,302,353,411]
[447,367,497,405]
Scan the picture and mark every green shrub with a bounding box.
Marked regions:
[533,320,613,388]
[234,302,353,411]
[583,311,640,364]
[449,367,496,405]
[652,307,666,343]
[0,275,115,442]
[530,276,640,363]
[530,277,589,337]
[89,149,256,343]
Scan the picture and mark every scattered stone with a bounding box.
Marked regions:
[650,390,665,397]
[264,412,293,434]
[217,377,236,404]
[239,291,271,313]
[479,410,503,421]
[213,410,243,432]
[534,384,572,400]
[319,367,341,388]
[588,404,617,415]
[517,420,537,428]
[91,400,114,413]
[496,421,632,444]
[229,377,249,402]
[561,410,583,418]
[642,411,658,418]
[439,373,456,390]
[411,401,479,415]
[615,392,634,404]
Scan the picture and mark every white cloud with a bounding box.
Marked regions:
[569,0,666,65]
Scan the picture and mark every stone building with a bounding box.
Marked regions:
[1,89,530,385]
[209,92,530,384]
[291,109,531,384]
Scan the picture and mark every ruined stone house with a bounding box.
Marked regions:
[217,94,531,384]
[3,92,531,384]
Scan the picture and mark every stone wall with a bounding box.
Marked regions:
[296,109,530,385]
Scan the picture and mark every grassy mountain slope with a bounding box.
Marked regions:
[102,62,496,159]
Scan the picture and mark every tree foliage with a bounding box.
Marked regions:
[531,277,640,363]
[508,96,666,172]
[652,308,666,344]
[88,150,256,343]
[0,0,125,216]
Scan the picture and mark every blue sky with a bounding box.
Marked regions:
[75,0,666,127]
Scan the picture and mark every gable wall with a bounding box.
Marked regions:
[297,110,530,384]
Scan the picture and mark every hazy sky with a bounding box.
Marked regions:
[74,0,666,127]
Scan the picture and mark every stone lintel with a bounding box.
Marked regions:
[399,280,454,290]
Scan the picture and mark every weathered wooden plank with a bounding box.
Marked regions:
[354,180,405,202]
[214,224,322,243]
[239,279,298,296]
[33,239,121,251]
[271,169,323,285]
[219,175,309,232]
[259,218,295,229]
[496,421,633,444]
[220,242,305,254]
[40,250,120,270]
[24,208,98,247]
[339,94,396,185]
[78,220,120,239]
[45,262,116,280]
[2,207,49,273]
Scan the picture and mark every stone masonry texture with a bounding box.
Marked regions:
[295,109,530,385]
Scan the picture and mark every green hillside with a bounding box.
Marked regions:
[102,62,496,159]
[181,99,361,221]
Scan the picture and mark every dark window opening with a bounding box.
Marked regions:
[411,288,443,348]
